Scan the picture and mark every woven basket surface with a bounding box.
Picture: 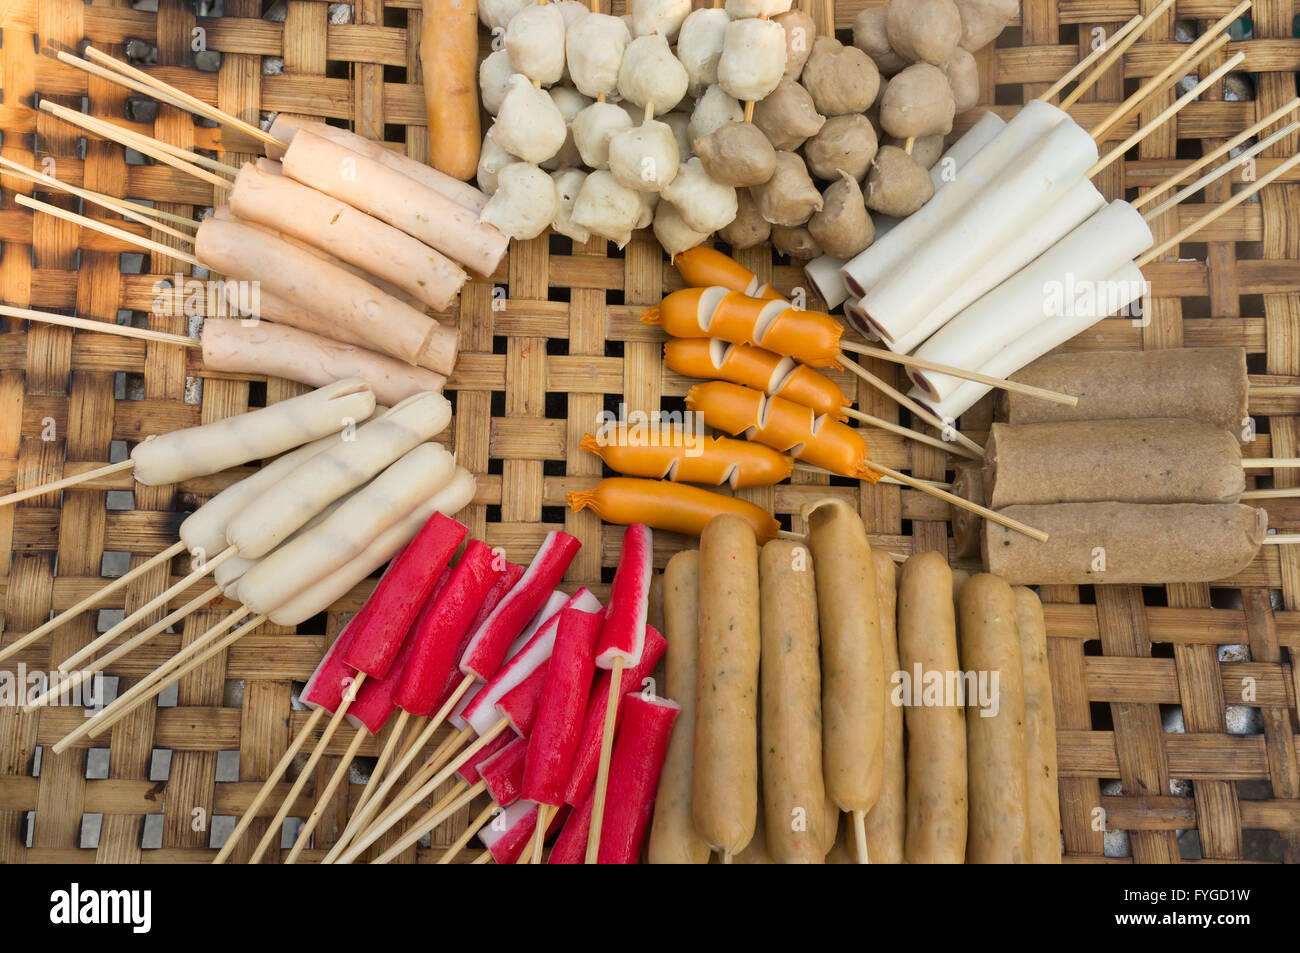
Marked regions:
[0,0,1297,863]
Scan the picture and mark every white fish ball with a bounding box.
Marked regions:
[490,74,567,164]
[480,162,558,240]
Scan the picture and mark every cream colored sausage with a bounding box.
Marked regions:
[758,539,825,864]
[803,498,883,815]
[129,377,376,486]
[229,163,467,311]
[959,573,1030,863]
[898,551,966,863]
[821,796,841,856]
[222,282,373,351]
[195,217,458,375]
[266,114,489,214]
[693,513,761,857]
[237,443,456,615]
[1014,586,1061,863]
[648,550,712,864]
[280,129,507,278]
[268,466,477,626]
[201,320,447,407]
[225,391,452,558]
[864,548,904,863]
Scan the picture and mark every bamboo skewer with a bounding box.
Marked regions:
[791,462,951,490]
[837,355,985,456]
[585,655,624,863]
[471,848,492,864]
[335,708,413,854]
[1089,51,1246,176]
[285,723,370,864]
[843,409,980,459]
[371,780,487,865]
[1090,0,1251,141]
[2,304,198,348]
[247,674,369,864]
[0,458,135,509]
[1243,458,1300,468]
[1039,14,1143,104]
[524,803,554,864]
[437,803,497,864]
[0,540,185,665]
[1131,97,1300,210]
[1059,0,1175,110]
[839,341,1077,405]
[1262,535,1300,545]
[214,706,328,864]
[865,461,1049,541]
[14,194,201,267]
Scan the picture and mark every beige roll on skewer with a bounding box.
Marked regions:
[983,502,1268,585]
[985,418,1246,507]
[201,320,447,407]
[281,129,507,278]
[1014,586,1062,864]
[862,549,904,863]
[228,163,467,310]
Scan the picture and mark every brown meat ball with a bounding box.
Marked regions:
[774,9,817,81]
[694,121,777,187]
[886,0,963,65]
[752,78,825,151]
[805,114,878,182]
[771,224,822,260]
[884,133,943,169]
[808,172,874,259]
[865,144,935,216]
[801,36,881,117]
[944,46,980,113]
[719,187,772,249]
[852,8,909,76]
[954,0,1018,51]
[879,62,955,138]
[751,150,823,227]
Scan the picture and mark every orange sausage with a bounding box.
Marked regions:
[567,477,780,543]
[685,381,881,483]
[644,288,843,369]
[579,428,793,488]
[422,0,480,181]
[664,338,849,421]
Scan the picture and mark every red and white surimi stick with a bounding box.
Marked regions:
[458,732,518,791]
[520,608,603,861]
[586,524,654,862]
[436,739,528,865]
[479,800,568,865]
[495,660,551,736]
[551,693,680,864]
[564,626,667,809]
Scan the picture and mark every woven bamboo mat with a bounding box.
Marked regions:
[0,0,1296,863]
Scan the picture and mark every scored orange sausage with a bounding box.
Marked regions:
[579,428,793,488]
[664,338,849,421]
[567,477,780,543]
[685,382,881,483]
[673,247,784,300]
[643,288,843,369]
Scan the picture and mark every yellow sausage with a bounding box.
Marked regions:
[566,477,780,543]
[1014,586,1061,863]
[664,337,849,420]
[863,548,905,863]
[579,428,793,488]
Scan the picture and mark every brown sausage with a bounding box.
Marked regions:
[863,548,904,863]
[959,573,1030,863]
[804,499,884,814]
[758,539,826,864]
[648,551,712,864]
[1014,585,1061,863]
[693,514,761,856]
[898,551,967,863]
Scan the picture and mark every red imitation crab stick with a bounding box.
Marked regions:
[685,381,882,483]
[567,477,781,544]
[664,338,849,421]
[674,246,784,300]
[643,287,843,369]
[580,426,793,489]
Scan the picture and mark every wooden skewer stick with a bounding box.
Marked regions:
[853,810,869,864]
[0,457,135,509]
[40,100,234,188]
[524,803,555,864]
[0,157,199,239]
[843,408,980,460]
[791,461,952,490]
[23,584,222,712]
[54,49,206,124]
[1242,458,1300,468]
[865,461,1049,541]
[1060,0,1175,110]
[247,673,369,864]
[2,304,198,348]
[322,673,475,861]
[15,194,201,267]
[284,723,370,864]
[1262,535,1300,545]
[0,540,184,665]
[585,655,624,862]
[80,45,284,150]
[371,779,486,865]
[1137,150,1300,266]
[1039,14,1143,104]
[333,717,511,865]
[339,708,413,847]
[1089,51,1246,176]
[1131,96,1300,210]
[472,848,493,863]
[1090,0,1250,141]
[437,802,497,864]
[52,609,263,754]
[60,544,237,672]
[1143,121,1300,219]
[1241,487,1300,500]
[838,355,986,457]
[213,706,328,863]
[1248,384,1300,397]
[840,340,1077,406]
